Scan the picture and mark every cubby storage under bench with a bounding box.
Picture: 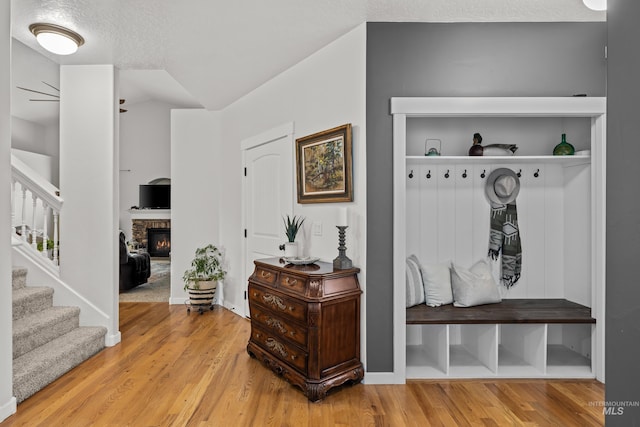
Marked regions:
[405,299,596,379]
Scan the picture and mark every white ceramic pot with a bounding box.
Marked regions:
[283,241,298,258]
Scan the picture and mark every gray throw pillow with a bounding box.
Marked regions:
[406,255,425,307]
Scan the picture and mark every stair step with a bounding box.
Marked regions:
[12,286,54,321]
[13,326,107,403]
[12,267,28,289]
[13,306,81,359]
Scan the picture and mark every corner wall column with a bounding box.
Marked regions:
[59,65,120,344]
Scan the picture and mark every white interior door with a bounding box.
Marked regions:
[242,123,294,316]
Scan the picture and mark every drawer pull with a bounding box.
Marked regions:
[266,338,288,358]
[260,271,272,279]
[263,294,287,310]
[285,277,297,286]
[266,317,287,334]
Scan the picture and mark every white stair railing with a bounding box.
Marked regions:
[11,154,63,272]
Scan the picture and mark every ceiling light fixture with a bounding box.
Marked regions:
[583,0,606,11]
[29,23,85,55]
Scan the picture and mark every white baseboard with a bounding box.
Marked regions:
[0,397,17,423]
[105,331,121,347]
[170,297,188,305]
[222,301,245,318]
[364,371,406,385]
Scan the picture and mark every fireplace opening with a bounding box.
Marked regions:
[147,228,171,257]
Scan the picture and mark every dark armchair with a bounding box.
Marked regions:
[119,231,151,291]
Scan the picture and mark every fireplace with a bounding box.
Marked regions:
[147,228,171,257]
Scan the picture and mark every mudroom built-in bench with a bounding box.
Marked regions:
[405,299,596,379]
[392,97,606,382]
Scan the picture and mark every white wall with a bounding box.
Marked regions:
[219,25,367,313]
[59,65,120,344]
[0,2,16,421]
[119,100,173,240]
[11,39,60,186]
[11,118,59,185]
[170,109,221,303]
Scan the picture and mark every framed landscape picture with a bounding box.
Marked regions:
[296,123,353,204]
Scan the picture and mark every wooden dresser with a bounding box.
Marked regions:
[246,257,363,401]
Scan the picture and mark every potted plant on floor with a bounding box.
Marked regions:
[183,244,227,314]
[282,215,305,258]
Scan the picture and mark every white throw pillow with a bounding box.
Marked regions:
[451,259,502,307]
[406,255,425,307]
[420,262,453,307]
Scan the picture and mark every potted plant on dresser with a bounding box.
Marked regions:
[282,215,305,258]
[183,244,227,314]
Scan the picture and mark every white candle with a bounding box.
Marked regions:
[337,207,348,227]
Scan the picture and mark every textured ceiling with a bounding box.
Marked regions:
[11,0,605,116]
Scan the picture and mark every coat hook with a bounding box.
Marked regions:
[408,170,414,179]
[534,168,540,178]
[426,170,431,179]
[444,169,450,179]
[462,169,467,178]
[517,169,522,178]
[481,169,486,178]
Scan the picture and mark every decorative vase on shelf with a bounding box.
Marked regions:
[553,133,575,156]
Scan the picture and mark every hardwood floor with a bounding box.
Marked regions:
[2,303,604,426]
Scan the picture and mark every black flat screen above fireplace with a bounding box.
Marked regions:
[139,185,170,209]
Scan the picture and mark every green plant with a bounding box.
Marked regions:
[183,244,227,290]
[37,239,55,252]
[283,215,305,243]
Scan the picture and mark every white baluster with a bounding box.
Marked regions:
[20,186,27,241]
[31,194,38,250]
[42,202,49,259]
[53,210,59,266]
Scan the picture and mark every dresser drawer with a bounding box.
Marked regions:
[250,305,308,348]
[249,286,307,323]
[279,273,307,296]
[252,266,278,287]
[251,327,307,373]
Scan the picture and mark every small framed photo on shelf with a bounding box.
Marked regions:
[296,123,353,204]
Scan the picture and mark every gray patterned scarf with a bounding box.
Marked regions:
[488,203,522,288]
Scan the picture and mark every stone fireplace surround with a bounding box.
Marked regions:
[129,209,170,249]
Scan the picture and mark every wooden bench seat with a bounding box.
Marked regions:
[406,299,595,325]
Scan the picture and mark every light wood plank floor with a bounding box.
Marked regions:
[2,303,604,426]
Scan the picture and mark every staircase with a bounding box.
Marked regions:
[12,266,107,403]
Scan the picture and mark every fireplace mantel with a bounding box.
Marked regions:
[129,209,171,220]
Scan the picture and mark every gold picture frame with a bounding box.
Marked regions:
[296,123,353,204]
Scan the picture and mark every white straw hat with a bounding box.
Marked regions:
[485,168,520,206]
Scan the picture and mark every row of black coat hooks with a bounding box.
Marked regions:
[408,168,541,179]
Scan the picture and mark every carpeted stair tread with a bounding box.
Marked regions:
[12,286,54,321]
[12,267,28,289]
[13,306,81,359]
[13,326,107,403]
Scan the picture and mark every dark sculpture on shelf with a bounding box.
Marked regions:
[469,132,484,156]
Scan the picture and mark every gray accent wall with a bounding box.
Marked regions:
[366,22,607,372]
[606,0,640,424]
